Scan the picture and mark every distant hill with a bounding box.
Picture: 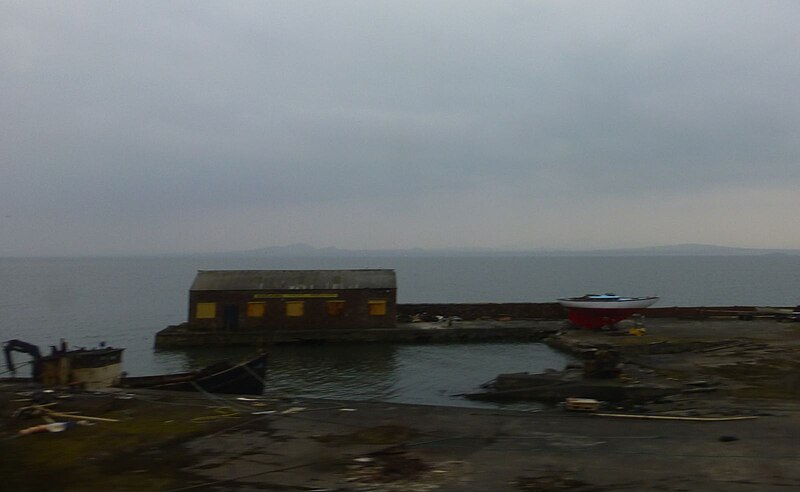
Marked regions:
[217,243,800,257]
[569,243,800,256]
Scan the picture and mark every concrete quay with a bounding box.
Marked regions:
[2,385,800,491]
[155,303,794,348]
[472,317,800,406]
[5,316,800,490]
[155,319,562,348]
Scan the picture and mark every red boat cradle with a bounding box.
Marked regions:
[566,308,644,330]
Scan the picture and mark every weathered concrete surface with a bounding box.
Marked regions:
[155,320,562,348]
[475,318,800,412]
[397,303,795,321]
[2,385,800,490]
[550,318,800,401]
[156,303,795,348]
[5,317,800,491]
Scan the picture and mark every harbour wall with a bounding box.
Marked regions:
[154,303,792,348]
[155,320,560,348]
[396,303,783,320]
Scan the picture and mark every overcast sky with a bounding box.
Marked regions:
[2,1,799,256]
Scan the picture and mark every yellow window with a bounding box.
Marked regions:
[368,300,387,316]
[196,302,216,319]
[286,301,304,317]
[327,300,346,316]
[247,302,266,318]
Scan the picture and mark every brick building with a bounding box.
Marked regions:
[186,269,396,332]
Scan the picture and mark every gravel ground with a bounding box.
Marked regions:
[2,317,800,491]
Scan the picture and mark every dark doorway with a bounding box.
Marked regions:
[223,305,239,330]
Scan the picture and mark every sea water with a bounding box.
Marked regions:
[1,255,798,407]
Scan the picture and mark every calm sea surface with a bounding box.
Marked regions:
[1,255,798,408]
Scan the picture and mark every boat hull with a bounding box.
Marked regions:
[558,296,658,329]
[119,353,268,395]
[40,347,124,390]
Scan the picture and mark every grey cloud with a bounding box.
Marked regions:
[2,1,799,254]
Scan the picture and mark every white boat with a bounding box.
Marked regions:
[557,294,659,329]
[558,294,659,310]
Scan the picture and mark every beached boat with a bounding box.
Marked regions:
[3,339,125,390]
[3,339,267,395]
[118,353,268,395]
[558,294,659,329]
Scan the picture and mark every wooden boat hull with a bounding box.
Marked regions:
[118,353,268,395]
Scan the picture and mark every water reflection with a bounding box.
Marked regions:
[268,344,398,401]
[388,344,572,409]
[153,342,572,410]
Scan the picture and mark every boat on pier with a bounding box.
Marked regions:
[558,294,659,329]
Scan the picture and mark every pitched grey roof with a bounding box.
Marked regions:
[190,269,396,291]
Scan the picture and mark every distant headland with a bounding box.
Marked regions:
[208,243,800,258]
